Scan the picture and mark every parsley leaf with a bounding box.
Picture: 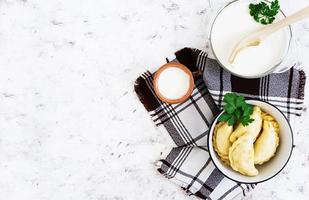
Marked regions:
[218,93,254,126]
[218,112,232,121]
[249,0,280,25]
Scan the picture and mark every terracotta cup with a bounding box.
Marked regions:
[153,62,194,104]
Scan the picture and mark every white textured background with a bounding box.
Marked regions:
[0,0,308,199]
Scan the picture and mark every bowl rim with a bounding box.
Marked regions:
[207,99,294,184]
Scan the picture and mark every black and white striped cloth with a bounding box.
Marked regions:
[202,58,305,127]
[134,48,306,200]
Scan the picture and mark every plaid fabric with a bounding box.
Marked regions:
[134,48,306,200]
[203,58,306,127]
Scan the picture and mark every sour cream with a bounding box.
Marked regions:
[210,0,290,77]
[157,67,190,100]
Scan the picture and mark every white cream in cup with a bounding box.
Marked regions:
[153,63,194,104]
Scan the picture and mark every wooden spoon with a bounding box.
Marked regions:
[229,5,309,64]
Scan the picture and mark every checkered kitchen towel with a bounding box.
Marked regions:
[134,48,306,200]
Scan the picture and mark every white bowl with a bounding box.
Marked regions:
[209,0,293,78]
[208,100,294,183]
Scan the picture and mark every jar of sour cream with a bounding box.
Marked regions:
[209,0,292,78]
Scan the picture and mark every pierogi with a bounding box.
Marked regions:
[229,134,258,176]
[213,122,233,163]
[230,106,263,143]
[254,114,280,165]
[213,106,280,177]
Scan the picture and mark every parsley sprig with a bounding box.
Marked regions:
[249,0,280,25]
[218,93,254,126]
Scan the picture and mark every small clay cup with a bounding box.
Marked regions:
[153,62,194,104]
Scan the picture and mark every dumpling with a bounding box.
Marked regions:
[229,134,259,176]
[254,119,280,165]
[213,122,233,162]
[230,106,263,143]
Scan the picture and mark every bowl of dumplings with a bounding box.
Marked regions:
[208,100,293,183]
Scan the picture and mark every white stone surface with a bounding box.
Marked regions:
[0,0,308,200]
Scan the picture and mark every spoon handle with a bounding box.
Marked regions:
[259,6,309,39]
[282,5,309,24]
